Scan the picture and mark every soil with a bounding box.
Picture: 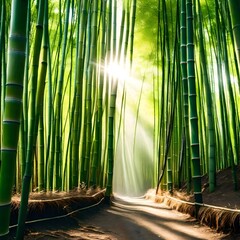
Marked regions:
[171,166,240,209]
[7,166,240,240]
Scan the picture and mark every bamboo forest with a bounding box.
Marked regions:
[0,0,240,239]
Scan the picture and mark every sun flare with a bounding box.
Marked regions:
[106,61,131,84]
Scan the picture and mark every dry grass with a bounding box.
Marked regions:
[144,166,240,234]
[10,188,105,225]
[145,189,240,234]
[198,207,240,233]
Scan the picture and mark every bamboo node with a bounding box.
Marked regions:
[2,120,20,125]
[1,148,17,152]
[9,34,26,42]
[192,175,202,178]
[9,50,26,56]
[6,82,24,88]
[0,201,11,207]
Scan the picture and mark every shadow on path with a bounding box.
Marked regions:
[9,195,236,239]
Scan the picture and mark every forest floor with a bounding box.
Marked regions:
[8,166,240,239]
[163,165,240,209]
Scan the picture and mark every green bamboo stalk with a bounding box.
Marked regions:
[0,0,6,115]
[46,90,55,191]
[97,0,107,186]
[216,61,228,167]
[0,1,6,174]
[211,0,228,172]
[167,157,173,193]
[38,114,44,190]
[157,0,178,192]
[43,1,50,190]
[20,0,31,182]
[37,8,48,191]
[156,59,179,193]
[221,22,238,189]
[157,0,164,190]
[42,0,50,191]
[61,0,76,191]
[195,69,206,173]
[89,0,100,186]
[71,0,88,188]
[229,0,240,70]
[113,0,117,56]
[44,27,52,190]
[105,0,122,198]
[196,0,216,192]
[123,0,130,59]
[180,0,191,193]
[60,8,77,191]
[173,38,181,189]
[48,3,64,130]
[98,0,115,188]
[226,6,240,136]
[157,0,168,191]
[105,77,117,200]
[90,0,108,187]
[117,0,125,61]
[83,0,98,186]
[80,3,92,184]
[186,0,202,205]
[66,0,80,191]
[53,0,71,191]
[129,0,137,68]
[214,0,238,189]
[0,0,28,237]
[16,0,46,238]
[178,131,186,188]
[154,0,161,186]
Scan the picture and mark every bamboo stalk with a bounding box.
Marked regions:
[0,0,28,237]
[71,0,88,188]
[196,0,216,192]
[16,0,46,238]
[186,0,202,205]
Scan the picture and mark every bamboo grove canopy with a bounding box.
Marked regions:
[0,0,240,239]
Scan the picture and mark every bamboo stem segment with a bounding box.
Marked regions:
[0,0,28,237]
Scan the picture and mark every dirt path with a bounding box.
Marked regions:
[9,196,237,239]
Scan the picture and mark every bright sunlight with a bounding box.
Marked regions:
[105,61,131,85]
